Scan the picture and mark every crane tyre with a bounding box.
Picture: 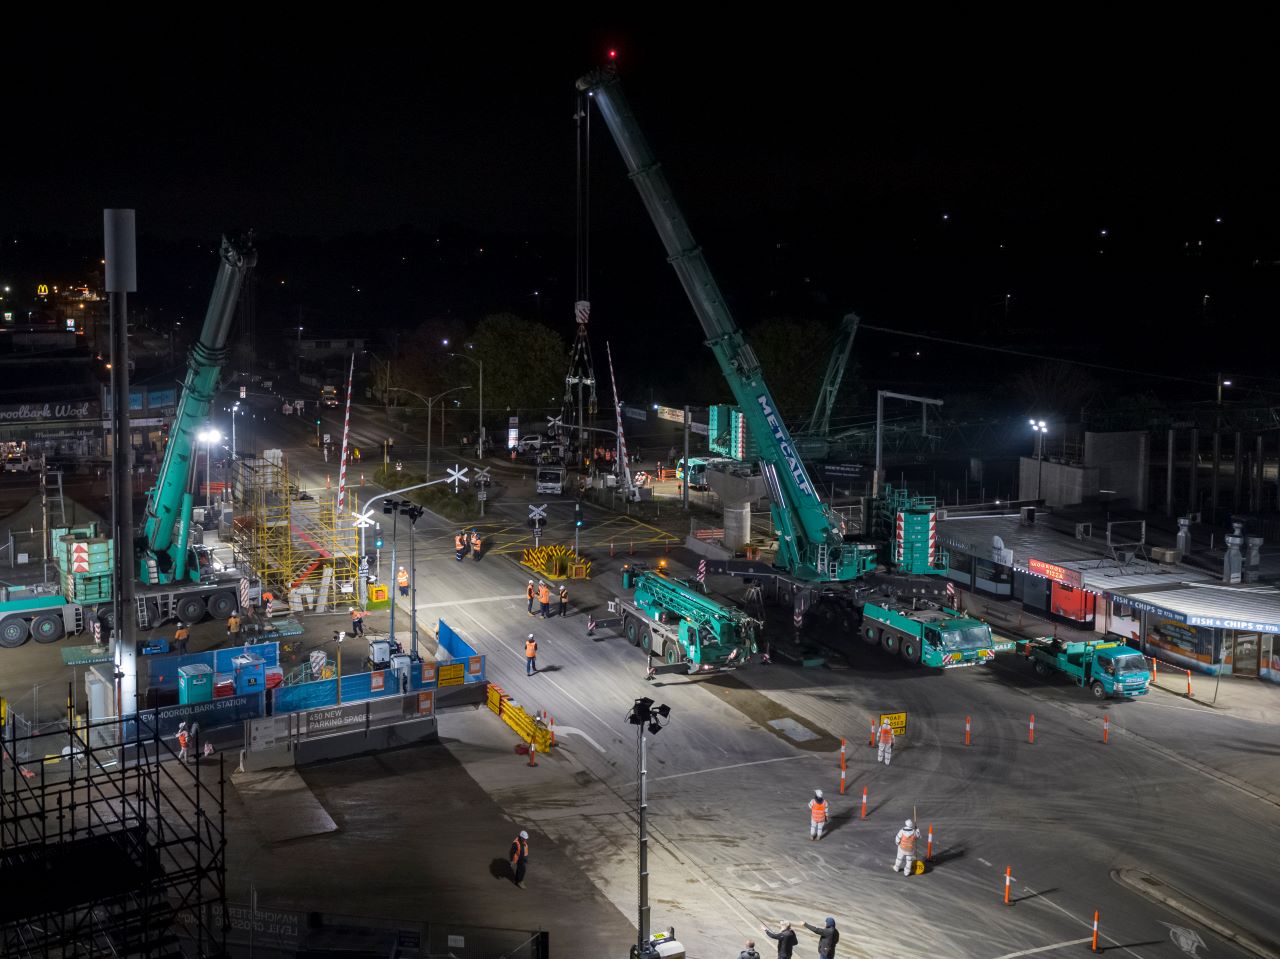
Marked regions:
[900,636,921,665]
[207,591,237,620]
[31,614,64,644]
[664,641,683,666]
[880,631,900,655]
[639,627,653,654]
[624,615,640,647]
[862,625,879,646]
[0,616,30,648]
[176,595,207,625]
[1033,660,1052,677]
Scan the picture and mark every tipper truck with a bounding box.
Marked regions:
[1017,635,1152,699]
[589,566,759,673]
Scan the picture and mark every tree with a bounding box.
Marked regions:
[469,313,566,427]
[1010,361,1100,420]
[746,317,835,427]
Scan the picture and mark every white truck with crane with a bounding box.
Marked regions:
[0,236,260,649]
[578,64,997,669]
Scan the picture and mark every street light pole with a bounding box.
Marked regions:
[444,348,484,459]
[197,427,222,514]
[1030,419,1048,502]
[389,386,470,478]
[627,697,674,959]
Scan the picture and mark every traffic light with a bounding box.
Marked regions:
[382,502,394,515]
[315,417,321,426]
[574,502,584,527]
[375,535,383,549]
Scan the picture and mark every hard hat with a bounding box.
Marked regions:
[814,789,823,799]
[178,722,187,729]
[882,719,892,726]
[529,579,534,584]
[528,634,535,640]
[905,818,914,829]
[519,830,529,839]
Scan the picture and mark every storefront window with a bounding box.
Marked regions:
[1144,616,1219,674]
[976,559,1013,598]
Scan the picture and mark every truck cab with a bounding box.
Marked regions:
[1025,637,1151,699]
[536,467,566,495]
[320,385,339,407]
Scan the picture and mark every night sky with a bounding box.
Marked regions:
[5,19,1278,410]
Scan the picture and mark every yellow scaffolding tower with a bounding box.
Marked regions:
[229,453,361,609]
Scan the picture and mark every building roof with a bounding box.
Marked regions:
[1056,558,1214,593]
[1113,582,1280,633]
[939,514,1114,565]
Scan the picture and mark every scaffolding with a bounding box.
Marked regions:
[1,693,227,957]
[228,452,360,610]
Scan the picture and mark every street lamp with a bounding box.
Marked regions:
[229,402,241,462]
[627,697,678,959]
[1217,373,1232,406]
[1029,419,1048,502]
[389,386,471,478]
[443,343,484,459]
[196,427,222,514]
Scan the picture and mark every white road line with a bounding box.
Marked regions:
[550,726,607,754]
[416,593,524,610]
[989,939,1091,959]
[978,858,993,867]
[625,754,812,786]
[1028,888,1147,959]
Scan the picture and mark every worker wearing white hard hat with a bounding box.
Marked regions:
[893,818,921,876]
[808,788,829,841]
[877,719,896,766]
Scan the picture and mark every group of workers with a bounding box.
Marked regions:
[454,528,483,562]
[525,579,568,618]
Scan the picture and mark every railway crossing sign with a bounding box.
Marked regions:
[446,464,470,491]
[546,415,563,431]
[528,504,548,525]
[352,509,376,530]
[475,467,492,486]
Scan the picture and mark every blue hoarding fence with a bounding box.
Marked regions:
[147,642,281,691]
[126,692,264,742]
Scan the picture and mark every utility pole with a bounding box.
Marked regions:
[874,390,943,498]
[682,406,691,511]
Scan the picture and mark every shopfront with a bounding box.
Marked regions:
[0,399,102,457]
[1015,557,1098,629]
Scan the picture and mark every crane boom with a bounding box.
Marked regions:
[578,65,866,582]
[805,312,859,437]
[141,235,256,582]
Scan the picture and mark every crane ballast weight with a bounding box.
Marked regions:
[142,235,255,585]
[577,64,874,587]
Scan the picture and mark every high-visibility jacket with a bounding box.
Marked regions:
[177,730,189,749]
[455,534,465,550]
[470,533,481,550]
[538,584,551,604]
[510,836,529,863]
[227,616,240,633]
[174,627,190,641]
[896,828,919,853]
[809,799,828,823]
[397,569,410,588]
[351,610,365,622]
[262,592,274,605]
[525,639,538,659]
[879,725,895,745]
[526,584,535,599]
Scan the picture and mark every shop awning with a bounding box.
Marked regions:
[1111,583,1280,633]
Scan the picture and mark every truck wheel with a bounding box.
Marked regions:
[640,627,653,654]
[900,636,921,665]
[863,626,879,646]
[0,616,30,648]
[176,595,207,625]
[624,615,640,647]
[1090,680,1108,700]
[207,591,237,620]
[31,614,64,644]
[1033,660,1052,677]
[664,641,683,666]
[880,631,900,655]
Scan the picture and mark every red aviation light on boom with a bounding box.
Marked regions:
[608,49,617,60]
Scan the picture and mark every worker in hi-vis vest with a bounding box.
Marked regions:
[894,819,921,876]
[877,719,896,766]
[808,789,829,841]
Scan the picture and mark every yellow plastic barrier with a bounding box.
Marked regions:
[368,583,388,603]
[486,683,552,753]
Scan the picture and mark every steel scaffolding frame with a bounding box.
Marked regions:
[1,692,227,957]
[229,454,360,605]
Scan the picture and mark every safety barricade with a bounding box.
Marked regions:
[486,683,552,754]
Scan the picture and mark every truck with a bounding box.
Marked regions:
[0,236,259,649]
[589,567,759,673]
[320,385,339,407]
[535,466,566,495]
[579,65,997,669]
[858,598,1004,668]
[1016,635,1152,699]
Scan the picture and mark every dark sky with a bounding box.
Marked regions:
[5,18,1279,406]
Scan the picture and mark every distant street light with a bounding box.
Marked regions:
[1217,372,1232,406]
[1030,419,1048,502]
[197,427,222,514]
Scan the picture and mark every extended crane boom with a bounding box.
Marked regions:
[141,235,256,583]
[577,65,866,583]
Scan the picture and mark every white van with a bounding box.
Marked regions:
[536,467,566,495]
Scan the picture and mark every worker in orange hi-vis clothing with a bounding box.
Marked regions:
[877,719,896,766]
[808,789,829,841]
[894,819,921,876]
[537,581,551,618]
[396,566,410,597]
[526,580,536,615]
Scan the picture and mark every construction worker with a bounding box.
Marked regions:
[761,922,798,959]
[226,612,241,641]
[261,590,275,616]
[808,789,829,841]
[396,566,410,597]
[509,829,530,888]
[525,634,538,675]
[738,940,761,959]
[537,581,551,618]
[173,624,190,656]
[802,918,839,958]
[877,719,896,766]
[175,722,189,763]
[893,818,921,876]
[558,584,568,617]
[526,580,536,616]
[349,607,365,637]
[470,529,482,561]
[454,531,466,562]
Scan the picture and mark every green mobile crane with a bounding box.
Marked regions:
[579,65,996,669]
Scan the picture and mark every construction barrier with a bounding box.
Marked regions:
[522,544,591,580]
[486,683,552,754]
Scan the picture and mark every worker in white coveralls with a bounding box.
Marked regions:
[876,719,896,765]
[894,818,921,876]
[808,789,829,841]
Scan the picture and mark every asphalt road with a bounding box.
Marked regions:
[3,390,1278,959]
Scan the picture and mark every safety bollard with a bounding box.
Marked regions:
[1102,714,1110,744]
[527,736,538,767]
[610,541,616,558]
[1151,657,1158,683]
[1091,910,1099,951]
[860,786,868,820]
[629,540,635,555]
[965,715,971,747]
[1003,865,1012,905]
[360,472,365,485]
[1186,669,1193,697]
[868,717,877,747]
[839,767,846,795]
[927,824,934,861]
[1028,713,1036,744]
[549,715,558,746]
[840,738,847,770]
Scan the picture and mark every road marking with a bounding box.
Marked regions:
[625,754,811,786]
[416,593,524,610]
[549,726,607,754]
[989,939,1092,959]
[1026,888,1147,959]
[978,858,993,867]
